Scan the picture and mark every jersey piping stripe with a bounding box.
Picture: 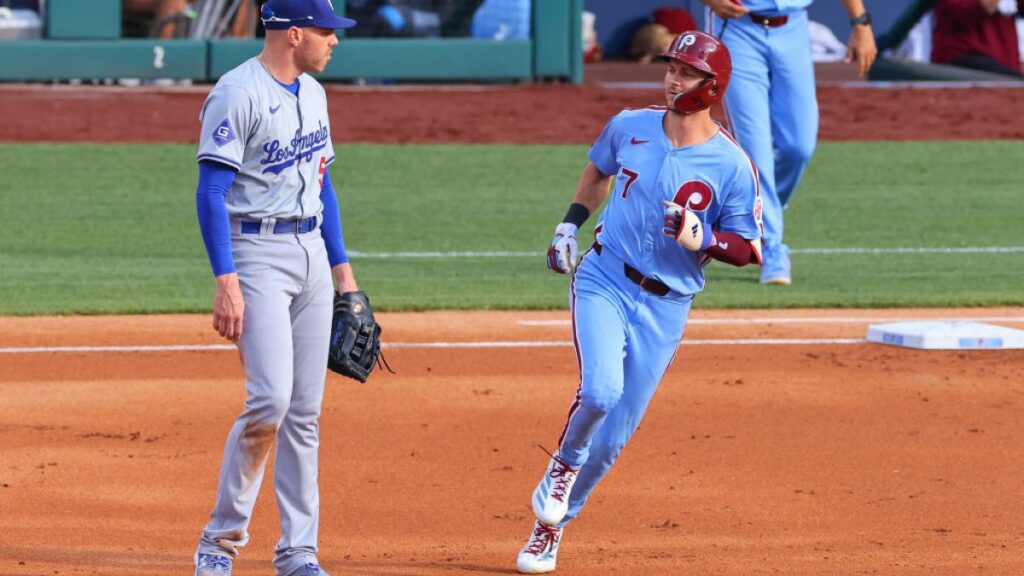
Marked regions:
[198,154,242,169]
[720,125,761,196]
[717,127,764,246]
[557,257,586,450]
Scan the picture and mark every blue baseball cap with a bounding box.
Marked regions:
[260,0,357,30]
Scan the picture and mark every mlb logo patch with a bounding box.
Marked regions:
[212,119,236,148]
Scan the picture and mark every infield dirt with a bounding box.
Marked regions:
[2,309,1024,575]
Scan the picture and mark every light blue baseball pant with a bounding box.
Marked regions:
[715,9,818,250]
[555,246,691,525]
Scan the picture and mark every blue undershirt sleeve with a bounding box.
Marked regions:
[319,170,349,266]
[196,160,238,276]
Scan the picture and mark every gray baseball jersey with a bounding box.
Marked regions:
[195,56,337,576]
[198,57,336,221]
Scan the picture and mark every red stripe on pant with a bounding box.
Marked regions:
[557,267,585,450]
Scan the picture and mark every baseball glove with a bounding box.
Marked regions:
[327,290,383,383]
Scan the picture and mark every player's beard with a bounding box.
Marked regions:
[314,48,333,72]
[300,47,330,74]
[665,90,682,112]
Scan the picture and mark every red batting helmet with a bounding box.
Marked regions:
[658,31,732,115]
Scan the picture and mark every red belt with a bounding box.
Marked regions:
[749,12,789,27]
[592,242,671,297]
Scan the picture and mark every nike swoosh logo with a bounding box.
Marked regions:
[630,137,649,145]
[717,242,729,250]
[270,104,281,114]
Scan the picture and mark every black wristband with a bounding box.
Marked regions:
[850,11,871,26]
[562,203,590,227]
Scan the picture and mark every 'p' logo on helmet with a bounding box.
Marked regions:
[657,31,732,115]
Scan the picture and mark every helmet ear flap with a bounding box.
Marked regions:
[673,76,719,115]
[706,78,719,99]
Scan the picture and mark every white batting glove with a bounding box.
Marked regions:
[546,223,580,274]
[662,200,713,251]
[662,200,684,237]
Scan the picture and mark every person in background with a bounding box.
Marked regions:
[701,0,877,286]
[123,0,188,38]
[3,0,40,10]
[628,7,699,64]
[628,22,674,63]
[932,0,1022,77]
[346,0,485,37]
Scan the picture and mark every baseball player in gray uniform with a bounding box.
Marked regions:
[192,2,359,575]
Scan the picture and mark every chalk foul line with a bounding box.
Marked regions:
[348,246,1024,259]
[0,338,866,354]
[519,316,1024,327]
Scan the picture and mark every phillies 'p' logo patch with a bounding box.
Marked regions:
[672,180,714,212]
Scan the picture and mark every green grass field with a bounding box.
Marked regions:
[1,141,1021,315]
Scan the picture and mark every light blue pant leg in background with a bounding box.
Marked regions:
[716,10,818,276]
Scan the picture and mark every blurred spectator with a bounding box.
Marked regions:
[932,0,1023,77]
[628,7,697,64]
[628,23,672,63]
[0,0,42,40]
[471,0,529,40]
[229,0,260,38]
[346,0,486,38]
[889,11,934,63]
[123,0,189,38]
[582,10,600,62]
[2,0,39,10]
[809,19,851,61]
[653,6,696,35]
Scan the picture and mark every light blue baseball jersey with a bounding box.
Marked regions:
[738,0,812,15]
[197,57,335,221]
[587,107,761,295]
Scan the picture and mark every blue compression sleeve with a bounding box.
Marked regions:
[320,170,349,266]
[196,160,238,276]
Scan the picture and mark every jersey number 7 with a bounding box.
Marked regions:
[620,168,639,198]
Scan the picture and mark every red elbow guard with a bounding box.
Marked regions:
[704,231,760,267]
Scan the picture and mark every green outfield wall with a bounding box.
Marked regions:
[0,0,581,83]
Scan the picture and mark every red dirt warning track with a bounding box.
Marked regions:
[2,83,1023,143]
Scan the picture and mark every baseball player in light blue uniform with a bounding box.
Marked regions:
[518,32,762,574]
[702,0,876,285]
[192,2,359,576]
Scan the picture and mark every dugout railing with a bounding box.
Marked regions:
[0,0,583,84]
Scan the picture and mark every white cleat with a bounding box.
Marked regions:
[517,520,563,574]
[195,553,232,576]
[531,453,580,526]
